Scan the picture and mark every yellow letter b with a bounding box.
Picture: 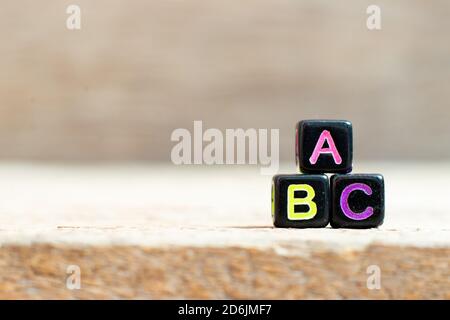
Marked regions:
[287,184,317,220]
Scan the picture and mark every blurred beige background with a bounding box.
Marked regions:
[0,0,449,162]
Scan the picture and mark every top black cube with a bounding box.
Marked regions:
[296,120,353,174]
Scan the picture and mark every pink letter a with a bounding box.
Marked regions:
[309,130,342,165]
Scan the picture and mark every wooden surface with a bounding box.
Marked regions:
[0,162,449,299]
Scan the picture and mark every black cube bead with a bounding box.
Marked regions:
[296,120,353,174]
[331,174,385,228]
[272,174,329,228]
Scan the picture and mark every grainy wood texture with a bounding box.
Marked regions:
[0,163,448,299]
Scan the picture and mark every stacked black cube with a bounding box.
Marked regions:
[272,120,385,229]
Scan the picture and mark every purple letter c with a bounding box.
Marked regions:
[340,183,374,220]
